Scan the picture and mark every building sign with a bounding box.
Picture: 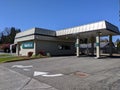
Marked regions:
[22,42,34,49]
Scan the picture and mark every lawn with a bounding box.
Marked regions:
[0,56,30,63]
[0,54,12,57]
[0,54,48,63]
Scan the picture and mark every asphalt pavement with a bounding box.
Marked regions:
[1,56,120,90]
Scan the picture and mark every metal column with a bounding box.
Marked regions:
[96,33,100,59]
[76,36,80,57]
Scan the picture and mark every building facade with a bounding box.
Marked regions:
[14,20,120,58]
[15,28,76,56]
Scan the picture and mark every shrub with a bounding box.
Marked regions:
[28,52,33,57]
[39,50,45,56]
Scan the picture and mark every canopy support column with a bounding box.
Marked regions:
[76,36,80,57]
[95,33,100,59]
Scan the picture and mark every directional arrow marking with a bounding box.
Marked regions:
[34,71,48,76]
[42,74,63,77]
[12,65,33,68]
[23,69,30,71]
[33,71,63,77]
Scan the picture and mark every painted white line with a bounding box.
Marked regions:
[12,65,33,68]
[42,74,63,77]
[34,71,48,76]
[23,69,30,71]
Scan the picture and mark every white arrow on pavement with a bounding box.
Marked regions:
[23,69,30,71]
[12,65,33,68]
[34,71,48,76]
[34,71,63,77]
[42,74,63,77]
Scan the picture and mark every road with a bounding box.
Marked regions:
[1,56,120,90]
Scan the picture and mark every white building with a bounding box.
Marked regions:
[14,20,120,58]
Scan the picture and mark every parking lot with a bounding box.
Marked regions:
[1,56,120,90]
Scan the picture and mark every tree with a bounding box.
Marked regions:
[116,39,120,48]
[100,38,108,42]
[116,38,120,43]
[117,42,120,48]
[0,27,21,44]
[8,27,21,43]
[0,33,4,44]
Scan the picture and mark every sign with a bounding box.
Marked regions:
[75,44,80,47]
[96,42,99,46]
[22,42,34,49]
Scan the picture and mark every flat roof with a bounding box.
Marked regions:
[15,20,120,40]
[15,28,56,39]
[56,20,119,36]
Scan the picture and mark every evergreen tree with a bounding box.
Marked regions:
[0,27,21,44]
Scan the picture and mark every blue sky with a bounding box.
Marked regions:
[0,0,120,41]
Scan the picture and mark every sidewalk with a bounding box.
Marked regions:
[0,66,58,90]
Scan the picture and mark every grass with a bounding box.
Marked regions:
[0,54,48,63]
[0,54,12,57]
[0,56,30,63]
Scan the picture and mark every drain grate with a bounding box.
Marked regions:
[72,71,89,78]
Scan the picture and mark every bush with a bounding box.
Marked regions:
[28,52,33,57]
[39,50,45,56]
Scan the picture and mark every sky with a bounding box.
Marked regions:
[0,0,120,41]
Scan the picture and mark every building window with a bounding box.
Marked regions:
[58,45,71,50]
